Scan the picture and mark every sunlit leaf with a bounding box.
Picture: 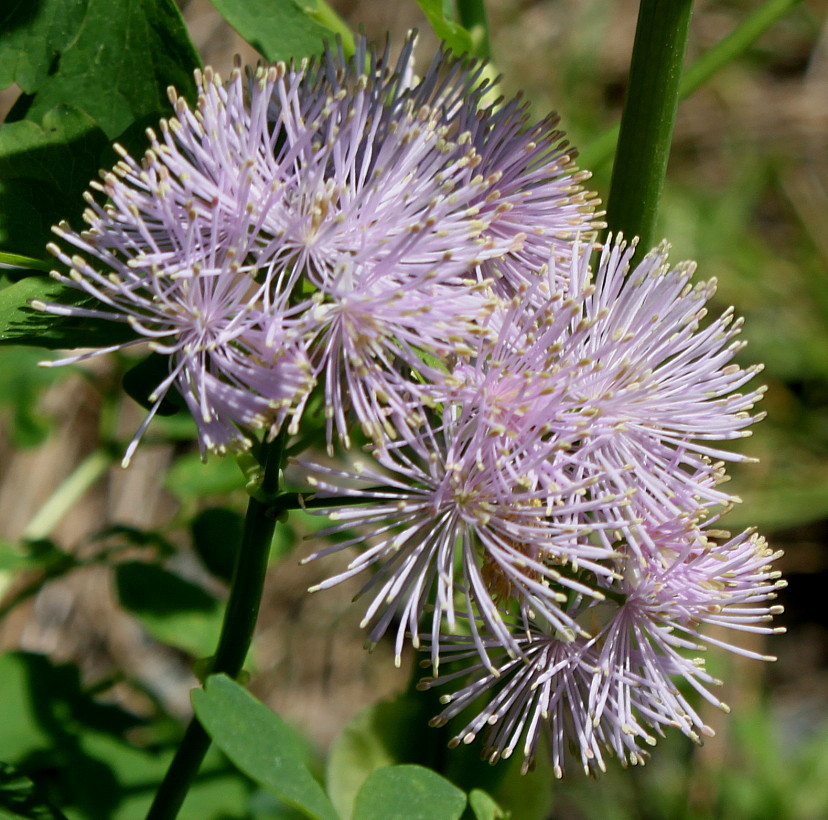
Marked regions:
[193,674,340,820]
[22,0,200,139]
[164,452,246,500]
[326,695,424,820]
[415,1,474,55]
[351,765,466,820]
[0,277,135,349]
[115,562,223,657]
[0,105,107,257]
[0,0,87,93]
[468,790,509,820]
[208,0,345,63]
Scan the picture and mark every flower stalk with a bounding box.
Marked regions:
[145,432,286,820]
[604,0,694,257]
[580,0,804,170]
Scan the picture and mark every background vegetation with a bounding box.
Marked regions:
[0,0,826,817]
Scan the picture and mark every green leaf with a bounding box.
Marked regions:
[326,695,425,820]
[415,1,474,55]
[296,0,355,54]
[468,790,509,820]
[352,766,466,820]
[0,0,87,93]
[0,347,66,447]
[0,763,69,820]
[207,0,344,63]
[164,451,246,499]
[0,652,147,818]
[114,562,223,657]
[22,0,200,139]
[79,733,251,820]
[0,277,136,349]
[0,105,108,257]
[191,507,244,583]
[0,106,105,193]
[192,674,340,820]
[0,253,52,273]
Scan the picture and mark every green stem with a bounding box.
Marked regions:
[604,0,694,257]
[309,0,355,56]
[145,433,286,820]
[579,0,804,170]
[0,251,53,273]
[456,0,491,59]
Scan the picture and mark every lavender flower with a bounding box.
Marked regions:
[425,520,784,776]
[41,219,312,465]
[553,237,766,525]
[442,236,765,534]
[304,232,778,776]
[403,45,603,296]
[38,35,599,458]
[299,404,624,672]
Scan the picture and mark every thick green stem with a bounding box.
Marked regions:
[579,0,804,170]
[145,433,286,820]
[604,0,694,258]
[457,0,491,58]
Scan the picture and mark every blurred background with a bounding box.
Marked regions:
[1,0,827,817]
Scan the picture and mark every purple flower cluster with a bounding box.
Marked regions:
[302,240,781,774]
[39,36,781,775]
[41,36,593,461]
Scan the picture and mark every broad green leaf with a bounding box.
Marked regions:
[248,792,319,819]
[79,734,250,820]
[0,763,68,820]
[468,790,508,820]
[0,652,146,818]
[325,695,425,820]
[415,1,474,55]
[0,652,71,757]
[0,277,136,349]
[351,765,466,820]
[191,507,244,583]
[23,0,200,139]
[114,562,223,657]
[0,105,107,257]
[0,0,87,93]
[207,0,346,63]
[192,674,340,820]
[0,105,105,190]
[296,0,355,54]
[164,452,246,499]
[0,347,65,447]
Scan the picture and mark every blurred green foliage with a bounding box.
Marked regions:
[0,0,826,819]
